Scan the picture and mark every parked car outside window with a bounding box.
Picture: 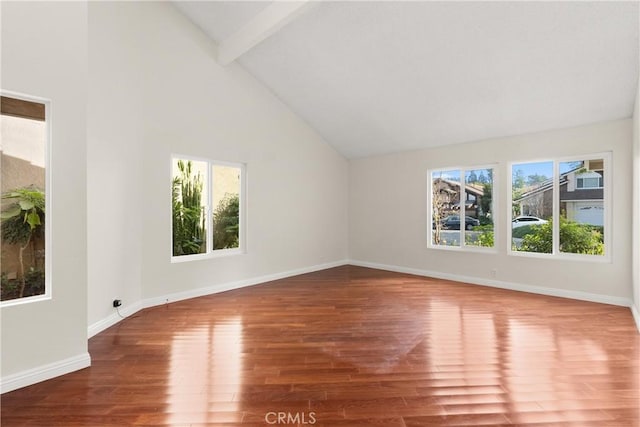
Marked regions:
[434,215,480,230]
[512,216,547,228]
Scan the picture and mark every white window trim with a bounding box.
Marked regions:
[170,155,247,263]
[507,152,611,263]
[427,164,497,253]
[1,90,52,307]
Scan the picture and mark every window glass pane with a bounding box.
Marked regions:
[464,168,494,248]
[559,159,604,255]
[1,110,46,301]
[512,161,553,253]
[172,159,208,256]
[212,165,241,250]
[432,170,461,247]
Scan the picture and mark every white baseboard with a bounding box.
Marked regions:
[631,304,640,333]
[0,352,91,394]
[349,259,634,308]
[88,300,144,338]
[88,259,349,338]
[140,260,348,309]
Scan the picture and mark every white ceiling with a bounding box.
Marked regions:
[173,1,640,159]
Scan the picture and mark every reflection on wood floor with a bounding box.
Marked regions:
[2,265,639,426]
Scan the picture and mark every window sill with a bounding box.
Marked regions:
[171,248,245,263]
[507,249,611,263]
[1,293,51,308]
[428,244,497,254]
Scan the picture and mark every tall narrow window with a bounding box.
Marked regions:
[431,169,462,247]
[1,95,48,302]
[559,159,605,255]
[510,154,608,258]
[172,159,208,256]
[212,164,241,250]
[172,156,245,261]
[430,166,495,250]
[465,168,494,248]
[511,161,554,254]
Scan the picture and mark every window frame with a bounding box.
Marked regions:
[170,154,246,263]
[427,164,497,252]
[507,152,611,262]
[1,90,52,307]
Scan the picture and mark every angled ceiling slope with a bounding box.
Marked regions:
[174,1,640,159]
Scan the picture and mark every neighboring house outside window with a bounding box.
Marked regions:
[510,156,609,258]
[514,160,604,227]
[432,178,486,218]
[429,167,495,250]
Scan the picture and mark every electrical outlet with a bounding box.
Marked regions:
[113,299,122,308]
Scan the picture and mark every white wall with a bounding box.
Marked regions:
[633,73,640,326]
[1,2,90,391]
[87,2,348,327]
[87,2,144,328]
[350,119,633,303]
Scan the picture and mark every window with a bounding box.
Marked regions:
[1,94,49,303]
[172,156,245,261]
[510,154,609,258]
[576,174,603,189]
[429,166,495,249]
[511,161,553,254]
[211,164,242,250]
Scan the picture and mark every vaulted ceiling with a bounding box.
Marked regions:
[173,1,639,159]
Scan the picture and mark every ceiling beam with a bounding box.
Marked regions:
[217,1,314,66]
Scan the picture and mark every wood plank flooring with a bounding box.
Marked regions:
[2,265,639,426]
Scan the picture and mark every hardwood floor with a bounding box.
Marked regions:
[1,265,639,426]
